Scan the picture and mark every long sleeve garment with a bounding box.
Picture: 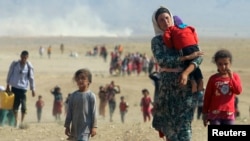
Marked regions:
[203,73,242,114]
[64,90,97,140]
[6,60,35,90]
[151,35,203,141]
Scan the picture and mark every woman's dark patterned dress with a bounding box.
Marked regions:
[151,35,203,141]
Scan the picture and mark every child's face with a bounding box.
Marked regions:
[56,88,61,93]
[75,74,90,91]
[216,57,231,74]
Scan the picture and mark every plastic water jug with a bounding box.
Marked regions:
[0,91,15,110]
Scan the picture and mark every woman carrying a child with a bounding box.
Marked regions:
[151,6,204,141]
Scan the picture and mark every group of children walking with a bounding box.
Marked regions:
[97,80,154,124]
[97,80,122,122]
[40,51,243,141]
[0,46,244,141]
[32,69,153,140]
[34,85,65,123]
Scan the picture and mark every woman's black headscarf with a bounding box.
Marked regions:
[154,7,171,21]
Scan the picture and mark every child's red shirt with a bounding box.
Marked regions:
[203,73,242,116]
[119,101,128,112]
[163,25,198,50]
[140,96,152,112]
[36,100,44,109]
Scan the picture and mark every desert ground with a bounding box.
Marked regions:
[0,36,249,141]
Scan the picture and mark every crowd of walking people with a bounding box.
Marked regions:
[0,5,247,141]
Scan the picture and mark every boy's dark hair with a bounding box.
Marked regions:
[142,88,149,94]
[54,86,60,92]
[74,68,92,83]
[212,49,233,64]
[120,96,124,99]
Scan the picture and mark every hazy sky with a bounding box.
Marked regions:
[0,0,249,37]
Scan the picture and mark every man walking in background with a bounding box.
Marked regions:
[6,50,36,127]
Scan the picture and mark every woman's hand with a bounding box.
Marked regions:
[180,51,204,61]
[179,71,188,86]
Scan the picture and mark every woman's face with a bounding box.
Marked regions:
[156,12,173,31]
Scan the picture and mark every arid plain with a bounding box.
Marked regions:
[0,36,249,141]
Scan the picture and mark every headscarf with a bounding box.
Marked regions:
[152,6,174,36]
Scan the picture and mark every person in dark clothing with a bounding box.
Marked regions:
[234,96,240,118]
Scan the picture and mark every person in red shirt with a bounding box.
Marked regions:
[140,89,153,122]
[35,95,44,123]
[202,49,242,126]
[119,96,129,123]
[163,15,204,94]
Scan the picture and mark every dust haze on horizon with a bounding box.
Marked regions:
[0,0,249,38]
